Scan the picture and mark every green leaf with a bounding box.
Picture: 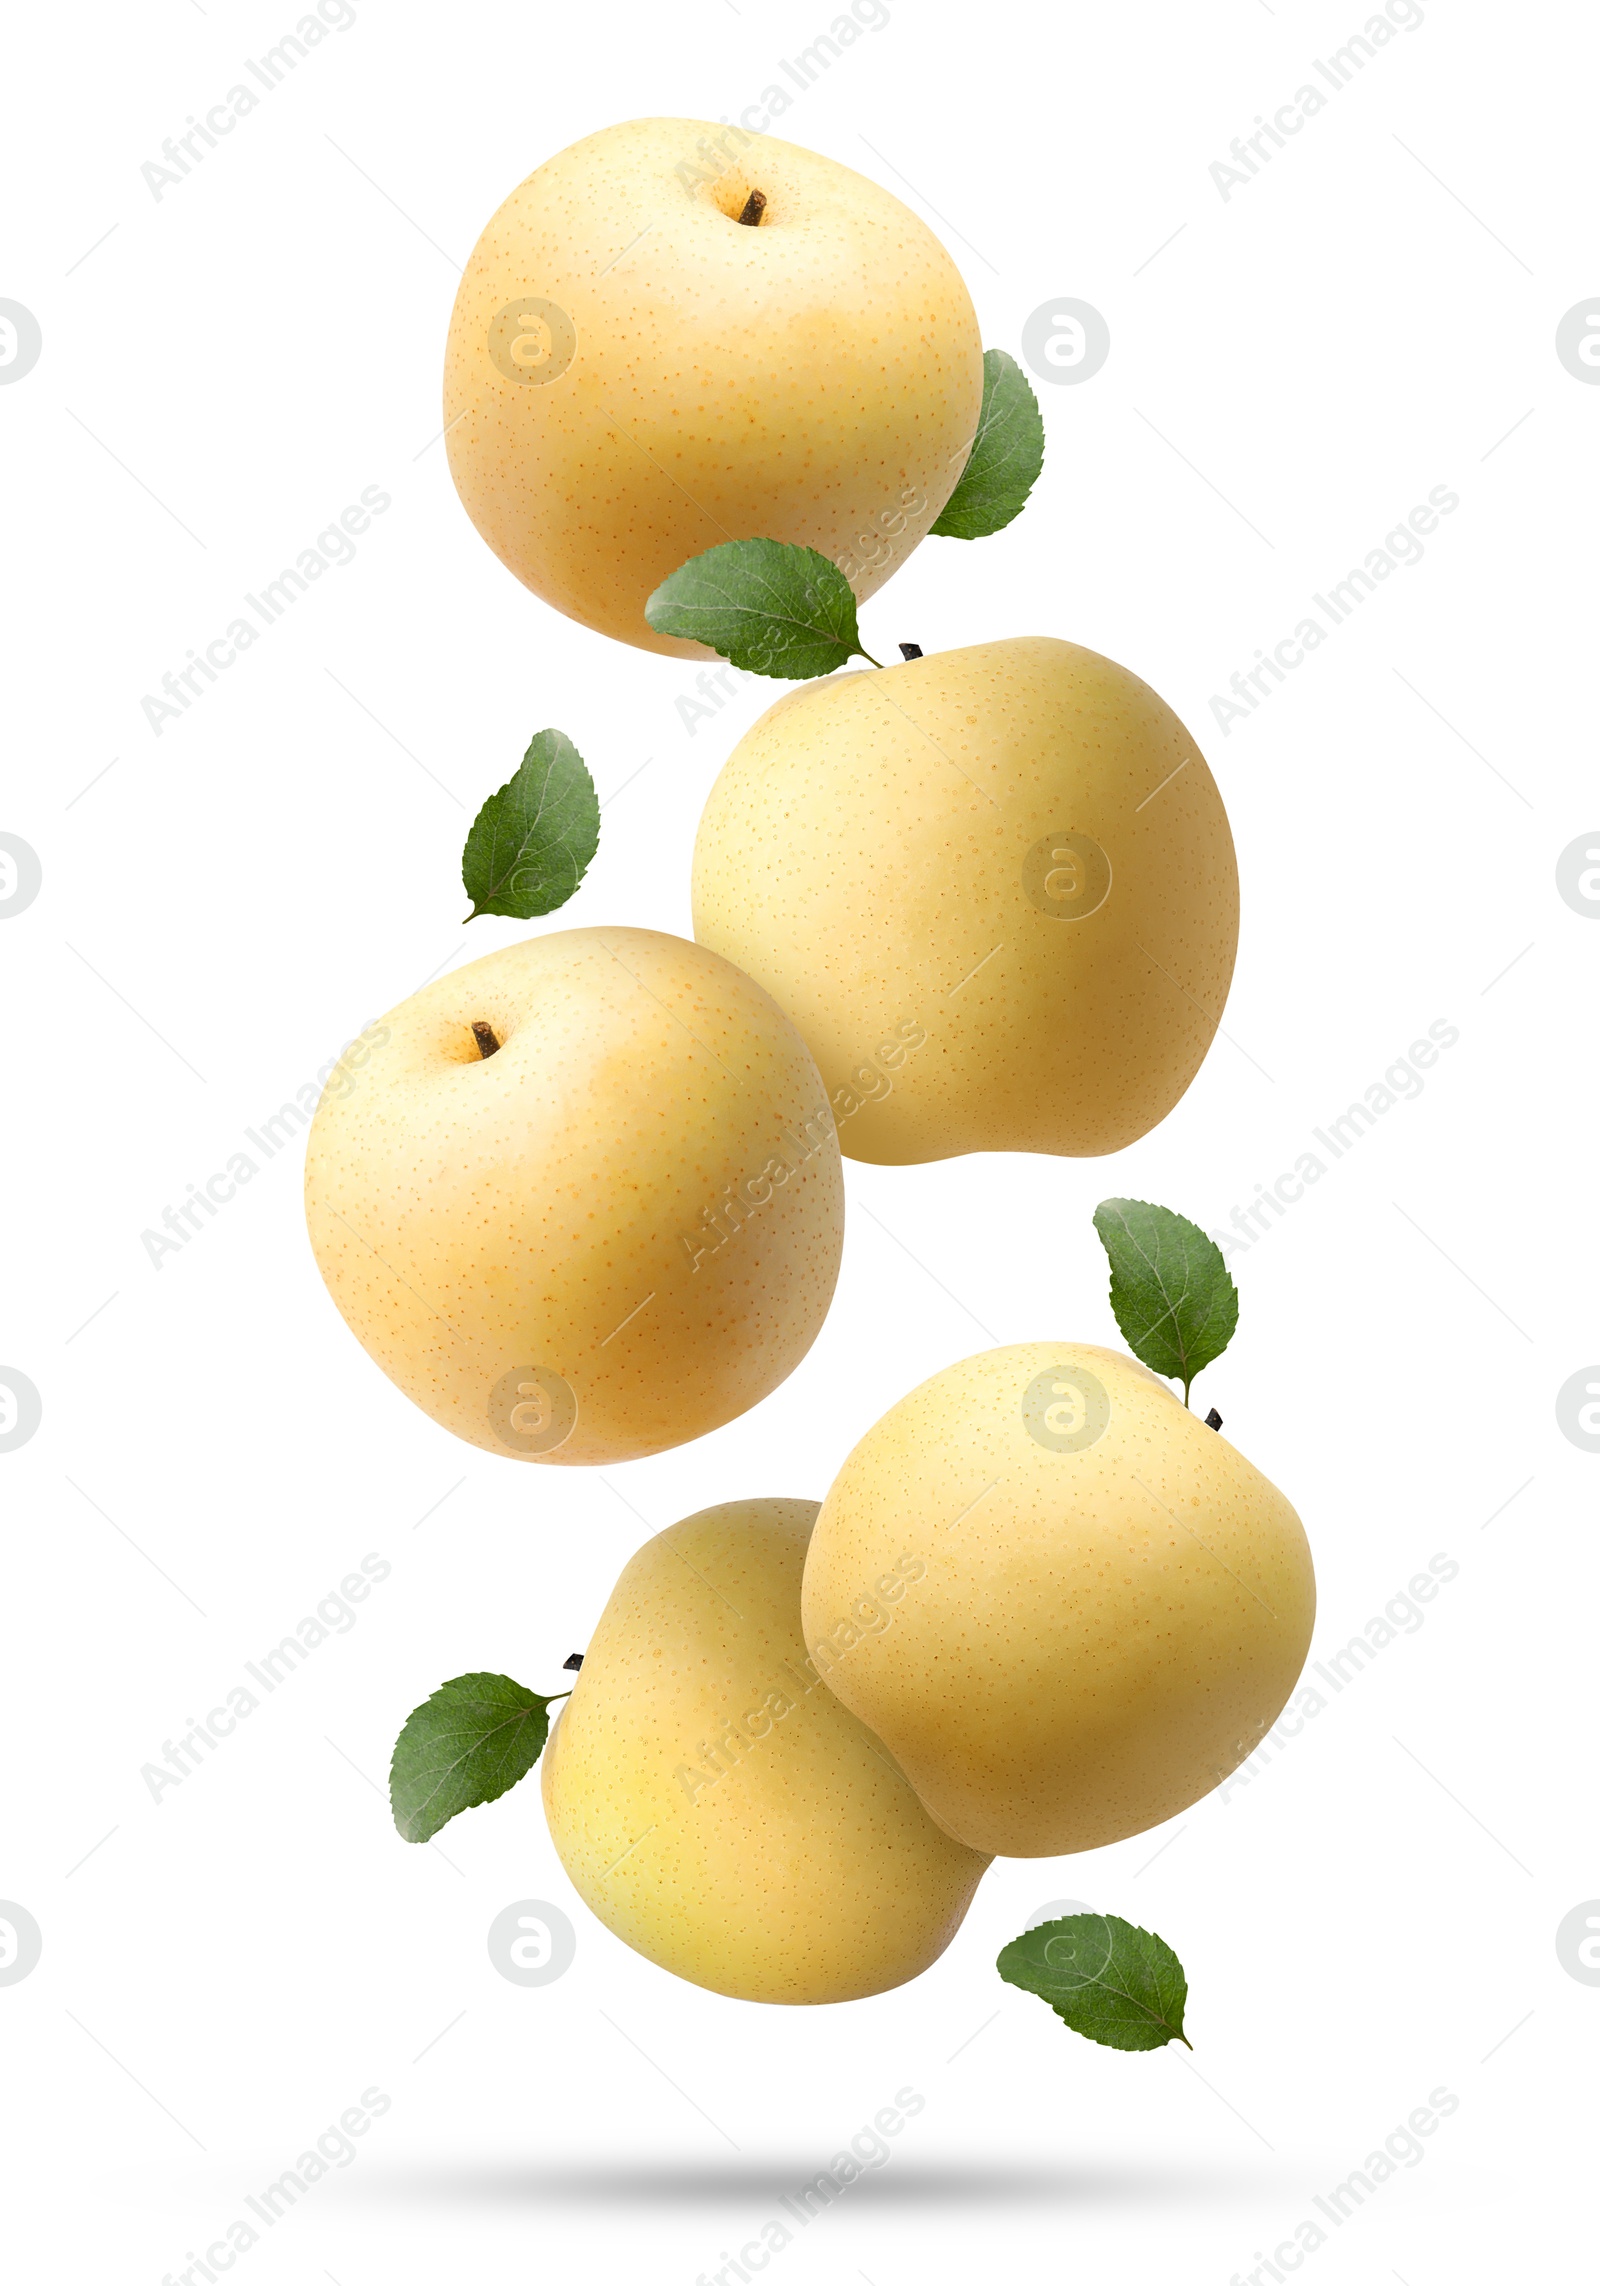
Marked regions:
[644,538,880,679]
[930,349,1045,539]
[1093,1197,1239,1405]
[390,1672,563,1843]
[462,728,599,921]
[997,1913,1191,2052]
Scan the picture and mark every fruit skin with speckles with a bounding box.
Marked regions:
[443,118,983,656]
[801,1344,1314,1856]
[693,638,1239,1163]
[542,1498,991,2001]
[303,929,844,1465]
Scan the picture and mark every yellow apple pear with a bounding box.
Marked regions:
[443,118,983,655]
[542,1499,991,2002]
[800,1343,1314,1856]
[692,637,1239,1162]
[304,929,843,1465]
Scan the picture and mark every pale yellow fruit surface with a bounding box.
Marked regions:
[692,638,1239,1162]
[542,1499,990,2002]
[800,1344,1314,1856]
[304,930,843,1466]
[443,118,983,655]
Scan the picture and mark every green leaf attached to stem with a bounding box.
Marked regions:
[930,349,1045,539]
[1093,1198,1239,1407]
[645,538,881,679]
[390,1672,568,1843]
[997,1913,1191,2052]
[462,728,600,921]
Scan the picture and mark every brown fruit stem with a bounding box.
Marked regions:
[471,1022,501,1058]
[736,189,767,226]
[898,643,924,660]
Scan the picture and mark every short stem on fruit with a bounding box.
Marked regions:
[736,189,767,226]
[471,1022,501,1059]
[898,642,924,660]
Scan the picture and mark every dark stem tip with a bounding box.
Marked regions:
[1204,1407,1223,1432]
[562,1652,584,1672]
[736,189,767,226]
[471,1021,501,1059]
[898,642,924,660]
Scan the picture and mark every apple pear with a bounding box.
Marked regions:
[542,1498,990,2002]
[800,1343,1315,1856]
[443,118,983,655]
[304,929,843,1465]
[692,637,1239,1162]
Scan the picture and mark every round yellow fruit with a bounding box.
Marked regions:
[800,1343,1315,1856]
[303,929,843,1465]
[542,1499,990,2002]
[443,118,983,655]
[692,637,1239,1162]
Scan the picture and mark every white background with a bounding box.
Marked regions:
[1,0,1592,2279]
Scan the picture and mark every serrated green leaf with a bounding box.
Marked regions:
[930,349,1045,539]
[997,1913,1190,2052]
[462,728,599,921]
[644,538,879,679]
[1093,1197,1239,1405]
[390,1672,560,1843]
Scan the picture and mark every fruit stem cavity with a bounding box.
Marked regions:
[471,1022,501,1059]
[737,189,767,226]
